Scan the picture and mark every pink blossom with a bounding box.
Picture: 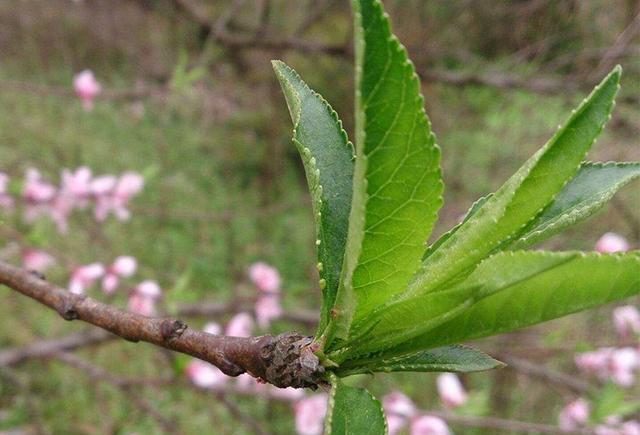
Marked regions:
[68,263,105,294]
[93,172,144,221]
[225,313,254,337]
[410,415,451,435]
[383,391,416,418]
[383,391,416,435]
[185,359,227,389]
[60,167,92,205]
[613,306,640,338]
[102,256,137,294]
[622,421,640,435]
[559,398,590,431]
[436,373,467,408]
[596,232,630,253]
[575,348,612,376]
[255,295,283,329]
[203,322,222,335]
[610,347,639,387]
[135,280,162,299]
[249,262,281,293]
[127,293,156,316]
[21,249,55,273]
[23,169,56,203]
[73,70,102,111]
[595,426,622,435]
[387,414,408,435]
[294,394,327,435]
[90,175,117,196]
[0,172,13,209]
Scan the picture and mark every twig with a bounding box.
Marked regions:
[0,260,323,389]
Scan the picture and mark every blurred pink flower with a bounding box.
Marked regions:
[60,167,92,206]
[225,313,254,337]
[622,421,640,435]
[135,280,161,299]
[610,347,639,387]
[255,295,283,329]
[383,391,416,435]
[249,262,281,293]
[69,263,105,294]
[294,394,327,435]
[383,391,416,418]
[73,70,102,111]
[595,426,621,435]
[102,256,137,294]
[613,306,640,338]
[0,172,13,209]
[203,322,222,335]
[436,373,467,408]
[127,281,161,316]
[559,398,590,431]
[387,414,408,435]
[22,249,55,273]
[410,415,451,435]
[596,232,630,253]
[185,359,227,389]
[23,168,56,203]
[93,172,144,221]
[127,293,155,316]
[575,348,612,376]
[90,175,117,196]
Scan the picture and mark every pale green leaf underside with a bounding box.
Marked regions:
[326,374,386,435]
[388,251,640,355]
[511,161,640,249]
[272,61,355,335]
[331,0,443,344]
[336,344,504,377]
[398,66,621,305]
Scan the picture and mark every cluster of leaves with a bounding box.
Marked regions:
[274,0,639,432]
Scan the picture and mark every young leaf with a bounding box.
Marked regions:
[399,66,621,303]
[510,161,640,249]
[423,194,492,260]
[388,251,640,354]
[325,374,386,435]
[331,0,443,343]
[272,61,355,335]
[336,345,504,377]
[340,250,577,357]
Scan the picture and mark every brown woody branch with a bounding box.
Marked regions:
[0,260,324,389]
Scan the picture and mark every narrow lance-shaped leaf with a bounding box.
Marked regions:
[370,66,621,339]
[338,250,576,359]
[325,374,386,435]
[330,0,443,344]
[272,61,354,335]
[387,251,640,355]
[509,161,640,249]
[336,344,504,377]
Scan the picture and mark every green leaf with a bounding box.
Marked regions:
[392,66,621,305]
[510,161,640,249]
[272,61,354,335]
[423,194,492,260]
[388,251,640,353]
[325,374,386,435]
[338,250,577,358]
[330,0,443,344]
[336,345,504,377]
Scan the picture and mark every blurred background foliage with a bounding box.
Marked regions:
[0,0,638,433]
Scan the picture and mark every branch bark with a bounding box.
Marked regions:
[0,260,324,389]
